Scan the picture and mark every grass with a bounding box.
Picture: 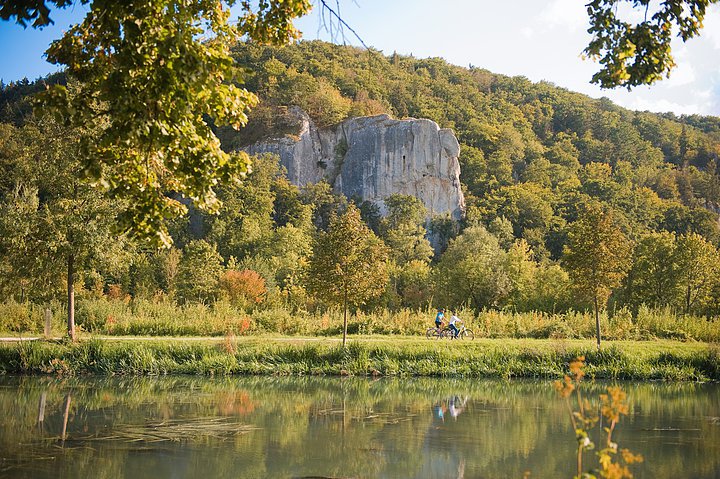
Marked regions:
[2,299,719,343]
[0,336,717,381]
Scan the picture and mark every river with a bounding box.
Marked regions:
[0,376,718,478]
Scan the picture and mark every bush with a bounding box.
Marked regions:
[0,301,39,333]
[220,269,267,307]
[0,301,64,335]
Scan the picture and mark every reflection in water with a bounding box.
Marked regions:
[60,394,71,445]
[0,376,718,478]
[433,396,467,422]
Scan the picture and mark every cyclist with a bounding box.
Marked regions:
[434,308,446,332]
[448,311,462,339]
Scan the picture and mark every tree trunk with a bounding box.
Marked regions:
[594,293,601,351]
[67,253,76,341]
[342,285,348,348]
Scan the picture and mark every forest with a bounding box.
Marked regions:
[1,40,719,339]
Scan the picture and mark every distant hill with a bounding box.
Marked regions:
[2,40,719,258]
[223,40,720,256]
[2,40,720,317]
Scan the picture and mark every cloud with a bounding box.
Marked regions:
[623,96,707,115]
[538,0,588,32]
[520,27,535,39]
[703,7,720,49]
[665,60,696,87]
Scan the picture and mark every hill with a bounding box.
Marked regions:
[225,40,720,257]
[1,40,719,325]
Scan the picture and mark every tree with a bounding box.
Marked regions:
[378,194,433,307]
[503,239,538,310]
[563,203,632,349]
[300,181,348,231]
[585,0,719,89]
[2,0,312,247]
[0,118,128,340]
[255,223,313,298]
[674,233,720,315]
[661,204,720,244]
[391,260,432,310]
[623,232,680,311]
[220,269,267,308]
[156,247,182,299]
[434,225,511,310]
[128,253,161,300]
[206,153,279,261]
[428,213,459,255]
[525,262,573,313]
[306,204,388,347]
[176,240,224,304]
[272,177,313,229]
[379,194,433,264]
[486,183,555,238]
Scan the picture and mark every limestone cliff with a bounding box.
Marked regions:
[244,107,465,220]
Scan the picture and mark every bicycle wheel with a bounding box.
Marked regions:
[440,329,454,339]
[426,327,437,339]
[460,329,475,340]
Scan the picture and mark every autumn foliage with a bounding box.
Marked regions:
[220,269,267,306]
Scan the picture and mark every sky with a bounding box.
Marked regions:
[1,0,719,117]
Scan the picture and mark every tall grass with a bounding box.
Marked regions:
[0,298,718,343]
[0,339,717,381]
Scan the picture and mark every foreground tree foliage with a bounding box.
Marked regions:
[2,0,312,247]
[585,0,719,89]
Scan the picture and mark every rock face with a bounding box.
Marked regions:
[245,107,465,220]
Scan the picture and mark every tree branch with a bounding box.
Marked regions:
[317,0,368,49]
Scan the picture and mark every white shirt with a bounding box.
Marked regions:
[449,315,460,325]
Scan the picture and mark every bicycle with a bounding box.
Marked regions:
[425,326,444,339]
[440,324,475,340]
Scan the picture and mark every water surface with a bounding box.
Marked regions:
[0,376,718,478]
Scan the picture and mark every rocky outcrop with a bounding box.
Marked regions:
[245,107,465,220]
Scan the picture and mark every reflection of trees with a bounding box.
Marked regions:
[0,377,717,478]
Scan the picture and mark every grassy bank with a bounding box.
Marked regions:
[1,337,718,381]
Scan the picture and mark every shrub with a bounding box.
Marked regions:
[0,301,39,333]
[220,269,267,307]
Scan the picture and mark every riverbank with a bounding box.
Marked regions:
[1,337,717,380]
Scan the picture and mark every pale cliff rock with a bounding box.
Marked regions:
[245,106,465,220]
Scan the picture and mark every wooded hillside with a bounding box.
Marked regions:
[1,40,719,333]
